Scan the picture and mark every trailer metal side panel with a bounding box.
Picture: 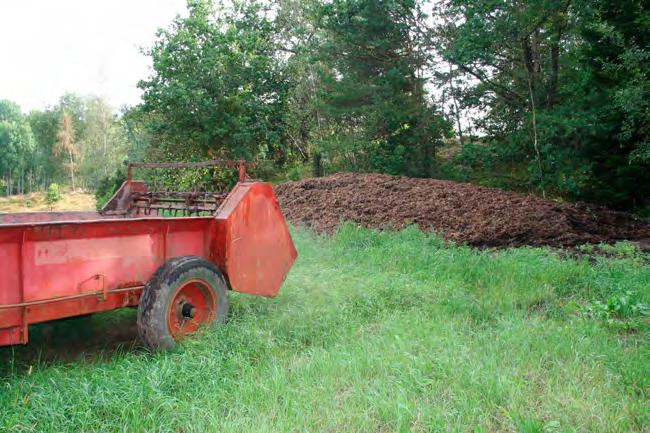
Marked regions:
[0,181,297,347]
[215,182,297,297]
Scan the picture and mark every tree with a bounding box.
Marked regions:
[0,100,35,195]
[317,0,450,176]
[54,112,79,191]
[122,0,647,210]
[58,93,87,139]
[44,183,62,209]
[28,108,62,190]
[433,0,649,209]
[573,0,650,208]
[138,0,288,166]
[275,0,330,174]
[78,97,129,189]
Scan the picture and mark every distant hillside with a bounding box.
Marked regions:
[0,191,95,213]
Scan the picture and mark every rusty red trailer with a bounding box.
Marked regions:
[0,161,297,349]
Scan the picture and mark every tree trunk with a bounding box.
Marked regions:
[527,73,545,198]
[522,32,545,197]
[449,65,464,148]
[68,150,76,191]
[312,152,323,177]
[548,37,560,108]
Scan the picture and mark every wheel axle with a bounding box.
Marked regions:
[181,302,196,319]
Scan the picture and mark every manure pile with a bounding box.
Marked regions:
[276,173,650,248]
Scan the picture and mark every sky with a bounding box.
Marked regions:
[0,0,188,112]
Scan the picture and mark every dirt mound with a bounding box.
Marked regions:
[275,173,650,248]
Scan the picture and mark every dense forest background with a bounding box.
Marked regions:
[1,0,648,213]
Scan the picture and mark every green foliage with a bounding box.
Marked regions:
[134,0,452,180]
[0,99,35,196]
[435,0,650,209]
[44,183,62,207]
[583,288,649,330]
[54,112,79,190]
[77,97,129,190]
[3,0,649,211]
[1,226,648,431]
[137,0,288,165]
[575,243,650,331]
[317,0,451,176]
[1,95,132,196]
[284,161,312,181]
[437,141,531,192]
[127,0,646,209]
[27,109,63,188]
[595,241,645,259]
[94,170,126,211]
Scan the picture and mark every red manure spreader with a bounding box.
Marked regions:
[0,160,297,350]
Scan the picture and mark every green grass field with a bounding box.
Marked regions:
[1,226,648,432]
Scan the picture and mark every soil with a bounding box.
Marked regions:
[275,173,650,249]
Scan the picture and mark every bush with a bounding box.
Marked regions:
[95,170,126,210]
[44,183,62,208]
[284,162,311,181]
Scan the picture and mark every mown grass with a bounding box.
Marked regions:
[1,225,648,432]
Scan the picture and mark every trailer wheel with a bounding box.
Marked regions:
[138,256,229,350]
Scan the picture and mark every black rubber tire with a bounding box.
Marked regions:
[137,256,229,350]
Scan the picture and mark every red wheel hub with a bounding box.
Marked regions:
[166,278,217,340]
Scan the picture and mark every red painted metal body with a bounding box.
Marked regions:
[0,169,297,347]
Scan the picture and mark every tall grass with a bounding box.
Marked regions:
[1,225,648,432]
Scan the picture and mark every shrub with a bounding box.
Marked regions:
[95,170,126,210]
[44,183,62,208]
